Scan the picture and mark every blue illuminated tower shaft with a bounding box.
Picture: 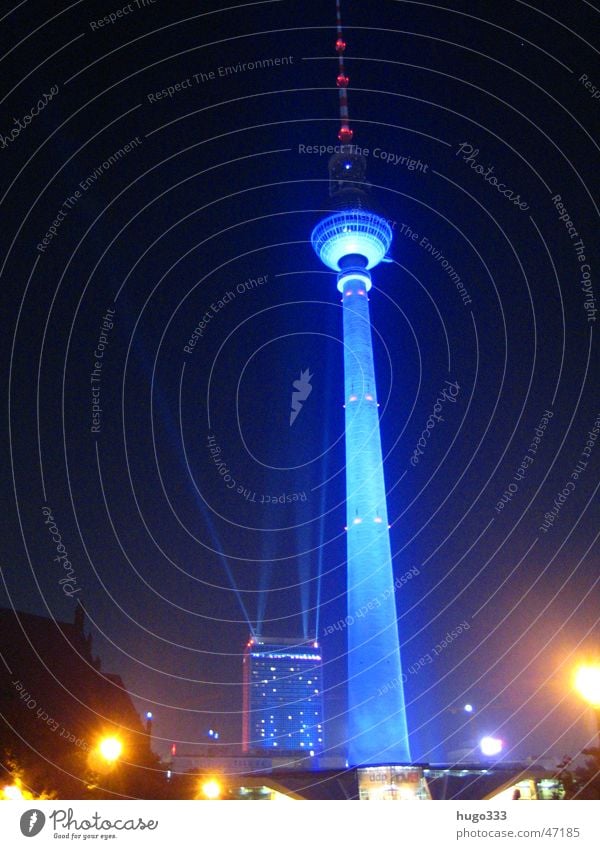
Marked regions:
[341,267,411,765]
[310,149,411,764]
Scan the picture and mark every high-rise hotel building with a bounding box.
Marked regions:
[242,636,324,755]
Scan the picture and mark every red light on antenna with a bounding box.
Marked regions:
[171,743,177,756]
[335,38,346,53]
[336,74,349,88]
[338,126,353,143]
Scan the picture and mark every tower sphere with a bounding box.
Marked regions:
[310,209,393,281]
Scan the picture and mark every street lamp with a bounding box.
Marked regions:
[200,778,222,800]
[480,736,503,757]
[574,664,600,746]
[1,783,25,800]
[98,736,123,763]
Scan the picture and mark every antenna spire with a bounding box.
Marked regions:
[335,0,353,144]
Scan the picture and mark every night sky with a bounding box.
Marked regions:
[1,0,599,766]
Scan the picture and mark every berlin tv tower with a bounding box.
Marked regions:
[311,0,411,765]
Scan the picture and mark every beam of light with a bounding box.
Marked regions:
[256,567,270,635]
[256,543,275,635]
[294,492,313,640]
[176,360,256,634]
[298,542,311,640]
[191,484,256,637]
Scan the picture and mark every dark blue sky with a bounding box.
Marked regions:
[1,0,599,765]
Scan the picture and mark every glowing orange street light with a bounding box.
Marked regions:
[200,778,222,800]
[1,783,26,800]
[98,736,123,763]
[574,665,600,708]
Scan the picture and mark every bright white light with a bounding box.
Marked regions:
[480,736,503,756]
[574,665,600,707]
[98,737,122,762]
[146,711,153,719]
[201,779,221,799]
[464,704,473,713]
[2,784,25,800]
